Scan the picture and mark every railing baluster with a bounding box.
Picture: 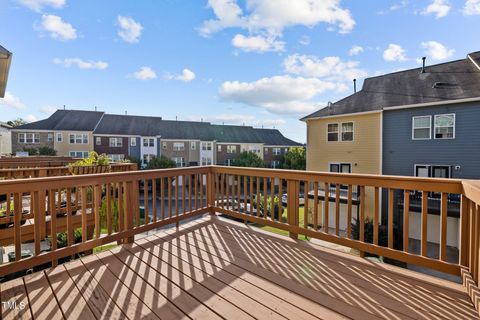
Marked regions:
[94,185,101,238]
[33,190,41,255]
[135,182,140,227]
[469,201,475,273]
[373,187,379,245]
[263,177,267,219]
[360,186,365,244]
[200,174,204,209]
[182,175,186,214]
[66,189,73,249]
[335,184,340,236]
[475,204,479,283]
[49,189,57,267]
[313,182,319,231]
[14,192,21,262]
[271,177,275,220]
[440,192,448,261]
[460,196,469,266]
[152,179,157,223]
[347,185,352,239]
[286,179,299,239]
[160,178,165,219]
[118,183,124,235]
[225,174,229,210]
[403,190,410,252]
[388,188,394,248]
[477,204,480,283]
[215,173,219,206]
[278,179,283,223]
[81,186,87,242]
[421,191,428,257]
[249,177,253,216]
[256,177,260,216]
[107,182,113,233]
[323,182,329,233]
[144,180,149,225]
[243,176,247,217]
[168,177,172,218]
[176,176,180,217]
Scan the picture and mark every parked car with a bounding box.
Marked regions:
[281,193,305,206]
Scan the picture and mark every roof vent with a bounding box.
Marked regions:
[432,82,457,89]
[421,57,426,73]
[353,79,357,93]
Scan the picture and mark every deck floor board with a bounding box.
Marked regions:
[1,215,478,320]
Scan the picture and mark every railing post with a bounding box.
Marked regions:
[207,169,215,215]
[286,179,299,240]
[124,181,135,243]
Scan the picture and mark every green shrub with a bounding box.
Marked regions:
[253,193,284,219]
[38,146,56,155]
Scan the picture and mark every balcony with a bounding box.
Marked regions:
[0,166,479,319]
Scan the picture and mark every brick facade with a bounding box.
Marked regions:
[93,136,129,157]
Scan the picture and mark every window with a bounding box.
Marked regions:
[271,160,280,168]
[108,154,125,162]
[96,137,101,145]
[225,159,234,166]
[415,165,451,178]
[201,157,212,166]
[18,133,40,144]
[69,134,88,144]
[56,133,63,142]
[412,116,431,140]
[47,133,53,142]
[226,145,237,154]
[173,157,185,167]
[143,138,154,147]
[217,145,222,152]
[341,122,354,141]
[330,163,351,174]
[142,154,155,164]
[130,138,136,147]
[201,142,212,151]
[191,142,196,150]
[272,147,281,156]
[249,146,261,154]
[162,141,167,149]
[173,142,185,151]
[264,148,268,154]
[69,151,89,158]
[434,114,455,139]
[327,123,339,141]
[109,137,123,147]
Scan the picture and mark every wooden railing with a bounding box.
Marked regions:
[0,166,211,277]
[1,165,480,312]
[0,163,137,179]
[0,156,76,169]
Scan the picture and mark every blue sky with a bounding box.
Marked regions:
[0,0,479,142]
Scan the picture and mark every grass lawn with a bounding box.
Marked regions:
[93,243,118,253]
[253,207,310,241]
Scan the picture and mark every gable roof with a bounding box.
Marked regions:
[16,110,105,131]
[252,128,302,146]
[93,114,163,136]
[301,51,480,120]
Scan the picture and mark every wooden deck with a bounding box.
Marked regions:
[1,216,478,320]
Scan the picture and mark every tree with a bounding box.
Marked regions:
[146,155,176,169]
[282,147,306,170]
[38,146,57,155]
[232,151,264,168]
[7,118,27,127]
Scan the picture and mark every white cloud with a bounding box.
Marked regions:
[200,0,355,52]
[383,44,407,62]
[218,75,346,114]
[299,35,310,46]
[53,58,108,70]
[188,114,286,127]
[421,41,455,61]
[283,54,367,82]
[0,92,26,110]
[378,1,408,14]
[232,34,285,53]
[165,68,196,82]
[15,0,65,12]
[40,14,77,40]
[464,0,480,15]
[25,114,38,122]
[133,66,157,80]
[39,105,57,114]
[348,45,364,56]
[117,16,143,43]
[421,0,451,18]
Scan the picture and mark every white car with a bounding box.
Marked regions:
[281,193,305,206]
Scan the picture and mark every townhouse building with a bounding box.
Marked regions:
[302,50,480,249]
[12,110,301,168]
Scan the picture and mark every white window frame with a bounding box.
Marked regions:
[201,142,212,151]
[69,151,89,158]
[47,133,53,142]
[341,122,354,141]
[18,133,26,143]
[173,142,185,151]
[130,137,136,147]
[225,159,234,166]
[162,141,167,149]
[327,123,339,142]
[190,142,196,150]
[173,157,185,167]
[108,154,125,162]
[226,145,237,154]
[201,156,212,166]
[414,164,451,178]
[271,160,280,168]
[412,115,432,140]
[434,113,455,140]
[217,145,222,152]
[56,133,63,142]
[272,147,281,156]
[96,137,101,145]
[109,137,123,147]
[69,134,88,144]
